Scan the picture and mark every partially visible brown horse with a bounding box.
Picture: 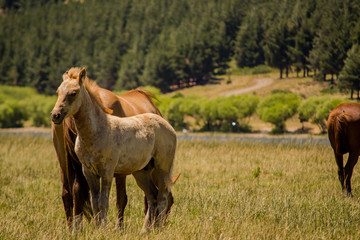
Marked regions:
[51,67,164,229]
[327,102,360,197]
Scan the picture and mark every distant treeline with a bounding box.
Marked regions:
[1,0,360,94]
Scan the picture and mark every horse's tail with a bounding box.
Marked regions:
[328,110,349,154]
[135,88,163,117]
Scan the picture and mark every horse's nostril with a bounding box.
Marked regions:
[51,112,61,121]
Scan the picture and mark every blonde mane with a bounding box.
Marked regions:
[67,67,113,115]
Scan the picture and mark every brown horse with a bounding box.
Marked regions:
[51,68,176,232]
[327,102,360,197]
[51,67,166,229]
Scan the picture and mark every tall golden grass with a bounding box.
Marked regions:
[0,134,359,239]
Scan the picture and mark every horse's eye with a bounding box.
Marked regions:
[69,91,77,97]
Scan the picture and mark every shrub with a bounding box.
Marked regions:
[23,95,57,127]
[313,97,347,132]
[0,100,27,128]
[216,95,259,132]
[159,94,200,131]
[298,96,347,132]
[251,65,275,74]
[257,92,300,133]
[298,96,322,124]
[166,98,188,131]
[195,98,217,131]
[0,86,37,102]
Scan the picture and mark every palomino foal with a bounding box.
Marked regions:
[51,68,177,232]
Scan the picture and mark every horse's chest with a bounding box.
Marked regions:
[75,139,113,176]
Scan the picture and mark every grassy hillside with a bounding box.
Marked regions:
[165,71,340,99]
[0,134,359,239]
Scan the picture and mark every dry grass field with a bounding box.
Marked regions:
[1,134,360,239]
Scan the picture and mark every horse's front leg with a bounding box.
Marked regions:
[152,170,171,228]
[83,168,101,224]
[98,168,115,226]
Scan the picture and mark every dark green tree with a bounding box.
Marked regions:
[308,0,356,83]
[339,44,360,99]
[263,19,294,79]
[290,0,315,77]
[234,10,265,68]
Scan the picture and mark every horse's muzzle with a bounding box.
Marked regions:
[50,110,65,124]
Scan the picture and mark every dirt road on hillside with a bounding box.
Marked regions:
[223,78,274,96]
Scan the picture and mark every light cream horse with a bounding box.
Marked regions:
[50,68,177,232]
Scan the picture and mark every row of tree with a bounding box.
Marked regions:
[0,0,244,93]
[1,0,360,95]
[234,0,360,98]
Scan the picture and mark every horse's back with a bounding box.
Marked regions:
[124,113,176,156]
[93,86,161,117]
[118,89,161,116]
[96,87,126,117]
[327,102,360,155]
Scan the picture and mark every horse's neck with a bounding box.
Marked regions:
[73,89,108,140]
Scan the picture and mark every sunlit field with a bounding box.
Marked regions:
[1,134,360,239]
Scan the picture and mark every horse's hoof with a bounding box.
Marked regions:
[140,227,150,234]
[346,191,353,198]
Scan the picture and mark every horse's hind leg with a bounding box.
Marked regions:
[132,170,158,233]
[344,152,359,197]
[115,174,128,229]
[334,153,345,192]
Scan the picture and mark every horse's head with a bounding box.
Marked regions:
[50,67,87,124]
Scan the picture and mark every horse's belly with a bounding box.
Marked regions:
[114,153,152,175]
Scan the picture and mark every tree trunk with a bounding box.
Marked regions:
[323,74,326,81]
[280,67,283,79]
[286,67,289,78]
[350,88,354,99]
[303,67,306,77]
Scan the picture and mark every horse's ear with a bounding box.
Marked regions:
[79,68,87,85]
[62,71,69,80]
